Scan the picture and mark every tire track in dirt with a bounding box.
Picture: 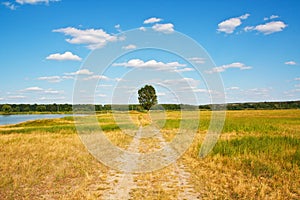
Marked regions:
[154,132,201,200]
[100,127,142,199]
[98,127,200,199]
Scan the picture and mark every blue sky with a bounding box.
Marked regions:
[0,0,299,105]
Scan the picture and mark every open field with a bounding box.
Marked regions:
[0,110,299,199]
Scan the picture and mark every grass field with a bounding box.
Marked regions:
[0,110,299,199]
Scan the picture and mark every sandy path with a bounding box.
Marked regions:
[99,127,200,199]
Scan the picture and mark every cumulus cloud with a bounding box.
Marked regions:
[46,51,82,61]
[144,17,162,24]
[23,87,43,91]
[112,59,186,71]
[295,78,300,81]
[83,75,110,81]
[122,44,137,50]
[285,61,297,65]
[244,21,287,35]
[2,2,17,10]
[264,15,279,21]
[3,0,59,10]
[206,62,252,74]
[217,13,250,34]
[139,27,146,31]
[53,27,119,49]
[152,23,174,34]
[65,69,93,75]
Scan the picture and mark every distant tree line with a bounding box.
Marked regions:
[1,101,300,114]
[225,101,300,110]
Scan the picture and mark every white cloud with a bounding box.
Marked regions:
[244,26,254,32]
[174,68,194,73]
[264,15,279,21]
[295,84,300,88]
[112,59,186,71]
[239,13,250,20]
[139,27,146,31]
[144,17,162,24]
[270,15,279,19]
[39,96,65,101]
[65,69,93,75]
[44,89,62,94]
[37,75,74,83]
[0,98,4,100]
[217,13,250,34]
[83,75,110,81]
[16,0,60,5]
[22,87,62,95]
[122,44,137,50]
[24,87,43,91]
[62,75,74,79]
[53,27,119,49]
[152,23,174,34]
[285,61,297,65]
[37,76,61,83]
[245,21,287,35]
[295,78,300,81]
[2,2,17,10]
[206,62,252,74]
[46,51,82,61]
[3,0,59,10]
[114,24,122,32]
[188,57,205,64]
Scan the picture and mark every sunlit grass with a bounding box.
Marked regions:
[210,136,300,177]
[0,109,299,199]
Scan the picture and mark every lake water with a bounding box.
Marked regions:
[0,114,75,125]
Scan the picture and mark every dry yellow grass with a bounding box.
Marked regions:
[0,109,299,199]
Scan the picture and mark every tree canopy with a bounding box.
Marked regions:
[1,104,12,114]
[138,85,158,111]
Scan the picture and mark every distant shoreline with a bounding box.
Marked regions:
[1,100,300,114]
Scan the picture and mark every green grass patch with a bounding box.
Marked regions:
[210,136,300,177]
[212,136,300,156]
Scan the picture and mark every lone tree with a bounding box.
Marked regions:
[138,85,157,111]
